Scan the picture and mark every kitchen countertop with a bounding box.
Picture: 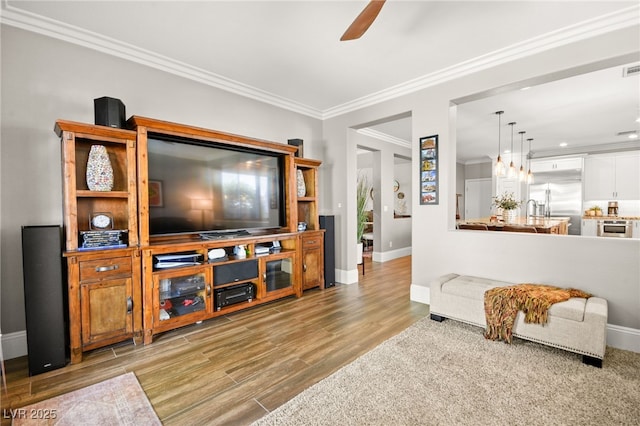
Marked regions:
[460,216,569,230]
[582,216,640,220]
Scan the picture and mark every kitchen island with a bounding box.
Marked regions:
[458,216,570,234]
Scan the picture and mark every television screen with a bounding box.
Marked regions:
[147,134,285,236]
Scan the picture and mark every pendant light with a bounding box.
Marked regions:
[526,138,534,184]
[507,122,517,178]
[518,131,526,182]
[494,111,505,176]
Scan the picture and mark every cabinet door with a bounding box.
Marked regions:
[614,153,640,200]
[301,233,324,290]
[81,278,133,346]
[532,157,582,173]
[264,256,295,294]
[154,270,209,328]
[584,156,615,200]
[581,219,597,237]
[632,221,640,239]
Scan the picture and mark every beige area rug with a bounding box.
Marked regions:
[253,318,640,426]
[13,372,160,426]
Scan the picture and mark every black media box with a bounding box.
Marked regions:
[214,283,255,311]
[94,97,126,128]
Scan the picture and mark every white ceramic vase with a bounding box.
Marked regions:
[296,169,306,197]
[503,209,517,224]
[86,145,114,191]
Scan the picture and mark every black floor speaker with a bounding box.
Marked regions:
[319,215,335,288]
[21,225,68,375]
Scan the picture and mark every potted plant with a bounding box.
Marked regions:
[492,192,522,224]
[588,205,602,217]
[356,173,372,263]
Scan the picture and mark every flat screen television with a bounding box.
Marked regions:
[147,133,286,237]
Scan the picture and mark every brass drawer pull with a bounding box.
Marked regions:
[95,265,119,273]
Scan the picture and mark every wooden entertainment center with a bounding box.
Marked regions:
[56,117,324,363]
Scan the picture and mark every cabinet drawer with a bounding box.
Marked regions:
[302,237,322,249]
[79,256,132,282]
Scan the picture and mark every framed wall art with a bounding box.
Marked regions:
[419,135,439,205]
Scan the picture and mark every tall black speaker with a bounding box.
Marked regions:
[22,225,68,375]
[319,215,335,288]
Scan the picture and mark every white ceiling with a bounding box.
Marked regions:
[2,1,639,159]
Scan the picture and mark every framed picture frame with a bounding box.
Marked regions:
[419,135,439,205]
[149,180,164,207]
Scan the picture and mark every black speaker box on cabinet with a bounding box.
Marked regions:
[287,138,303,157]
[94,96,126,128]
[319,215,335,288]
[213,259,259,287]
[21,225,69,376]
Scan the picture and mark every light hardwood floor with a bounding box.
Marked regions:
[2,256,429,425]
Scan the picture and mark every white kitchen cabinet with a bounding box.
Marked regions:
[581,219,597,237]
[633,221,640,239]
[583,151,640,200]
[531,157,583,173]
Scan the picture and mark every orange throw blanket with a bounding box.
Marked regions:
[484,284,591,343]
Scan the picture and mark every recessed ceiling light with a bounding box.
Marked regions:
[520,87,531,91]
[504,150,511,154]
[636,117,640,123]
[629,133,639,139]
[559,142,568,147]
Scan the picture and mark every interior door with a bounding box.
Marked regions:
[465,178,492,220]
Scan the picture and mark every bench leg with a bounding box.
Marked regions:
[430,314,445,322]
[582,355,602,368]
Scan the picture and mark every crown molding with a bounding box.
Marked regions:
[322,4,640,119]
[356,128,411,148]
[2,1,638,121]
[0,0,324,119]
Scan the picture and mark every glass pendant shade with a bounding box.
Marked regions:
[507,122,516,178]
[526,138,534,184]
[495,155,505,176]
[518,131,526,182]
[494,111,505,177]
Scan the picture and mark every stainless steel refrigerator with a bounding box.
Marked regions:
[528,170,582,235]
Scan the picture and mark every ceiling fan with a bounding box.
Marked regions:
[340,0,386,41]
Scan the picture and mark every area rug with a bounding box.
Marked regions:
[13,372,160,426]
[253,317,640,426]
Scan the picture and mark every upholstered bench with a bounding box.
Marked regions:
[429,273,608,367]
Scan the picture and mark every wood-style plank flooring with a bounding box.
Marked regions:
[1,256,428,425]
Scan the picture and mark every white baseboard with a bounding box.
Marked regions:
[2,330,28,360]
[606,324,640,353]
[410,283,430,305]
[373,247,411,263]
[409,284,640,353]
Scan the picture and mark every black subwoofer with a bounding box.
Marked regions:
[21,225,68,376]
[94,96,126,128]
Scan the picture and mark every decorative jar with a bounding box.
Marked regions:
[296,169,306,197]
[86,145,114,191]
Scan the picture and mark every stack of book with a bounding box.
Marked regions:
[79,230,128,250]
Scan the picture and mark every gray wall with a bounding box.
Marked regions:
[322,25,640,330]
[0,26,322,338]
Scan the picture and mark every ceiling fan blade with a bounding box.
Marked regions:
[340,0,386,41]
